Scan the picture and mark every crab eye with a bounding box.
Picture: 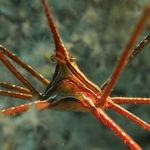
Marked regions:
[69,55,76,62]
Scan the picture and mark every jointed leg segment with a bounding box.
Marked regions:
[0,51,39,96]
[112,97,150,104]
[0,0,149,149]
[92,108,142,150]
[1,100,50,115]
[107,101,150,131]
[0,45,50,85]
[128,34,150,63]
[101,33,150,90]
[99,5,150,106]
[0,82,30,94]
[0,90,32,100]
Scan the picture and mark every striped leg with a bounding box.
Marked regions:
[111,97,150,104]
[0,45,50,85]
[41,0,70,63]
[0,90,32,100]
[0,51,39,96]
[99,5,150,106]
[92,108,142,150]
[107,101,150,131]
[80,98,141,149]
[1,100,50,115]
[101,34,150,90]
[0,82,30,94]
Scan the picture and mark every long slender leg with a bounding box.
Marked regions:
[128,34,150,63]
[91,108,142,150]
[0,90,32,100]
[98,5,150,106]
[107,101,150,131]
[0,82,30,94]
[41,0,101,95]
[0,52,39,96]
[0,95,142,149]
[0,45,50,85]
[111,97,150,104]
[1,100,50,115]
[79,97,141,149]
[41,0,70,63]
[101,34,150,90]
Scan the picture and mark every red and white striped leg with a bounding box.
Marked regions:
[91,108,142,150]
[112,97,150,104]
[0,90,32,100]
[1,100,50,115]
[0,45,50,85]
[0,82,30,94]
[98,5,150,106]
[0,52,39,96]
[108,101,150,131]
[80,98,141,149]
[101,34,150,91]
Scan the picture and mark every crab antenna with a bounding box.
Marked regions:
[98,5,150,106]
[41,0,69,60]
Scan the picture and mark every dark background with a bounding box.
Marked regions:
[0,0,150,149]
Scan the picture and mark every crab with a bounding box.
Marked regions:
[0,0,150,149]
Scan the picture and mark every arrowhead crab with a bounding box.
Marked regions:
[0,0,150,149]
